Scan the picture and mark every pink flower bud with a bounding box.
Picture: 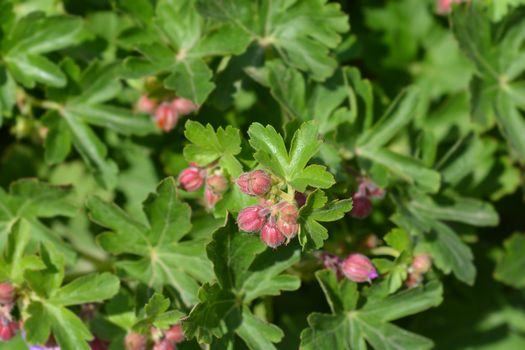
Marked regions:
[172,97,197,115]
[364,182,385,199]
[0,283,14,305]
[206,175,228,194]
[237,206,267,232]
[165,324,184,343]
[362,234,379,250]
[90,338,109,350]
[294,192,307,207]
[341,253,378,283]
[315,252,344,279]
[276,220,299,239]
[0,320,17,341]
[178,167,204,192]
[411,254,432,274]
[153,339,175,350]
[236,170,272,197]
[204,187,221,208]
[405,272,423,288]
[277,202,299,223]
[136,95,158,113]
[437,0,464,14]
[260,222,285,248]
[124,332,147,350]
[350,195,372,219]
[154,103,178,132]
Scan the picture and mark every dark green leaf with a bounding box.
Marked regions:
[494,233,525,288]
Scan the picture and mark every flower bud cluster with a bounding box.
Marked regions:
[316,252,379,283]
[125,323,184,350]
[236,170,300,248]
[136,95,198,133]
[0,282,18,343]
[405,254,432,288]
[349,180,385,219]
[178,163,229,209]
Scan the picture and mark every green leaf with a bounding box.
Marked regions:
[452,5,525,161]
[133,293,184,333]
[494,91,525,161]
[20,242,120,350]
[123,0,252,104]
[185,218,300,349]
[364,0,433,67]
[41,62,155,187]
[494,233,525,288]
[0,67,17,123]
[164,59,215,105]
[87,177,213,306]
[248,121,334,191]
[357,86,420,149]
[197,0,349,81]
[65,104,156,136]
[265,63,360,135]
[62,110,118,189]
[298,190,352,249]
[420,219,476,285]
[384,228,411,253]
[300,270,441,350]
[0,179,76,263]
[247,123,289,179]
[4,14,84,55]
[6,54,66,88]
[485,0,525,21]
[183,120,242,176]
[49,272,120,306]
[359,147,441,193]
[26,301,93,350]
[0,219,44,284]
[2,14,85,88]
[43,111,72,165]
[408,193,499,227]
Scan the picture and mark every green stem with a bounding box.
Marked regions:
[370,246,400,258]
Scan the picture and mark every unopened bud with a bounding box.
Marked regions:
[260,222,285,248]
[341,253,378,283]
[411,254,432,274]
[405,272,423,288]
[0,320,17,342]
[153,339,175,350]
[350,195,372,219]
[364,182,385,199]
[124,332,147,350]
[136,95,158,113]
[277,202,299,223]
[237,206,267,232]
[206,175,228,194]
[276,220,299,239]
[437,0,464,14]
[0,283,14,305]
[172,97,197,115]
[178,167,204,192]
[315,252,344,279]
[362,234,379,250]
[165,324,184,343]
[90,338,109,350]
[154,103,178,132]
[236,170,272,197]
[294,192,307,207]
[204,187,221,208]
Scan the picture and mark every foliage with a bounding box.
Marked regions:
[0,0,524,349]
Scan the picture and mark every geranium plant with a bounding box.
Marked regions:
[1,0,525,349]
